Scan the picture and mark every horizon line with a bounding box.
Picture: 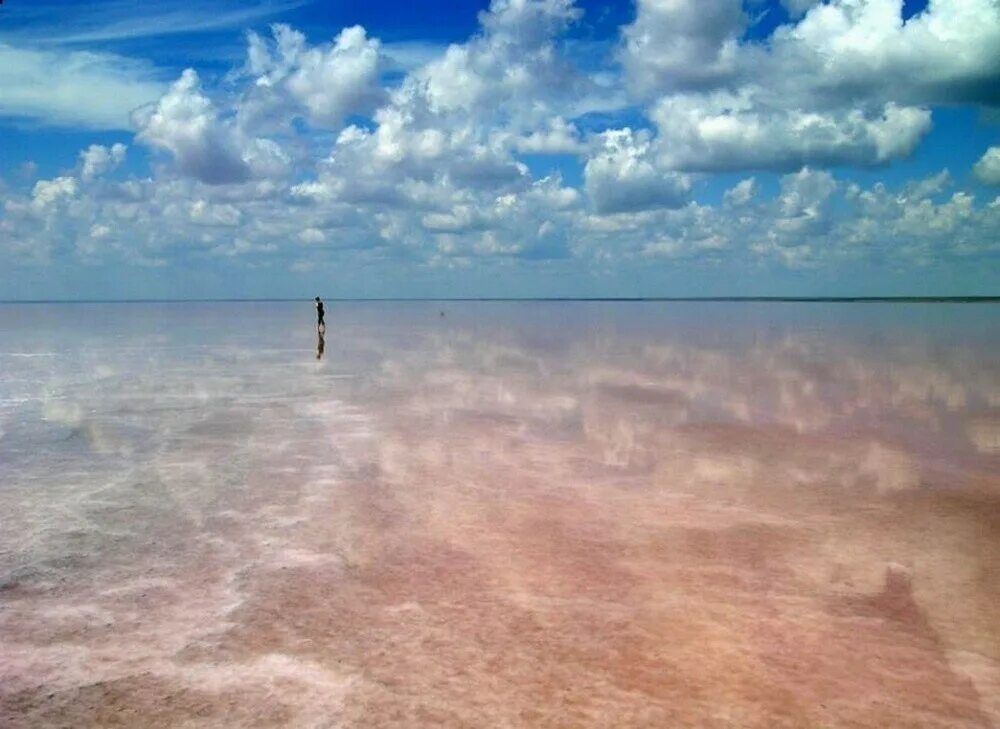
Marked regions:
[1,296,998,304]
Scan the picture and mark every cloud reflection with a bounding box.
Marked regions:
[1,302,997,727]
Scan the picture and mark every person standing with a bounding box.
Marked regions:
[315,296,325,332]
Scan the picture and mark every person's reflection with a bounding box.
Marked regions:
[317,329,325,360]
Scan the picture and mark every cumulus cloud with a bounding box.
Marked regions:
[901,169,952,201]
[973,147,1000,186]
[134,69,289,185]
[3,149,997,279]
[768,0,1000,107]
[584,129,691,214]
[724,178,757,207]
[578,165,998,271]
[621,0,746,95]
[189,200,242,226]
[242,24,383,129]
[299,228,326,244]
[622,0,1000,108]
[275,0,597,228]
[422,178,580,262]
[641,233,729,259]
[415,0,586,123]
[294,119,525,212]
[210,238,278,257]
[651,96,932,172]
[773,167,838,240]
[134,69,251,184]
[757,169,1000,266]
[479,0,583,41]
[3,3,998,286]
[618,0,998,172]
[80,144,127,181]
[89,224,112,240]
[507,117,585,154]
[845,185,999,263]
[32,177,79,207]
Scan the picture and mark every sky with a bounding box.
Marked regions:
[0,0,998,299]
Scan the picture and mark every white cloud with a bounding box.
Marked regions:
[3,8,998,285]
[89,224,112,240]
[419,45,488,115]
[846,183,1000,262]
[779,168,838,218]
[584,129,690,214]
[189,200,242,226]
[80,144,127,181]
[973,147,1000,186]
[526,174,581,210]
[769,0,1000,106]
[479,0,582,40]
[763,170,1000,266]
[618,0,998,172]
[134,69,289,185]
[299,228,326,244]
[508,117,584,154]
[422,207,488,234]
[774,167,837,239]
[0,43,165,130]
[134,69,250,184]
[32,177,79,207]
[641,239,684,258]
[901,169,951,201]
[642,233,729,258]
[622,0,1000,108]
[269,2,586,217]
[724,178,757,207]
[415,0,586,124]
[210,238,278,257]
[242,24,383,129]
[3,149,998,277]
[651,95,932,172]
[621,0,746,95]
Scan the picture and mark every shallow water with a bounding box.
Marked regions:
[1,301,998,727]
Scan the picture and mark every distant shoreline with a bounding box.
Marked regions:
[1,297,998,304]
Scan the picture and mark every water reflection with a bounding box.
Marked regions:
[0,302,997,727]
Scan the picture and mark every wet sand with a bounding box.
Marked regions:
[1,302,998,727]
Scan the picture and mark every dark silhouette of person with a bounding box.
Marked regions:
[315,296,325,332]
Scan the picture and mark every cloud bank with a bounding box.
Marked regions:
[1,0,998,292]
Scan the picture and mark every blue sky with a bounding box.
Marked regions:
[1,0,998,299]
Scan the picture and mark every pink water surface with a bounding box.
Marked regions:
[1,302,998,727]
